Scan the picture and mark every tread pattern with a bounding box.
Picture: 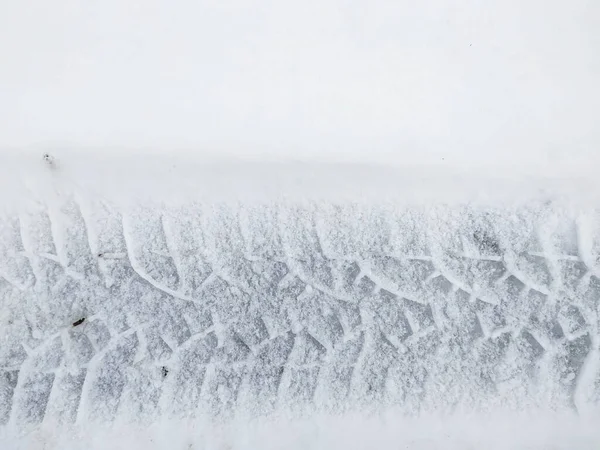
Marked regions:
[1,199,600,431]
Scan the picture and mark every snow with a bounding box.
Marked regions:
[2,1,600,448]
[1,150,600,211]
[1,1,599,168]
[2,155,600,448]
[3,412,600,450]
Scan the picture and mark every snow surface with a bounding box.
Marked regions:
[2,0,600,448]
[1,153,600,449]
[1,0,600,168]
[2,149,600,208]
[4,413,600,450]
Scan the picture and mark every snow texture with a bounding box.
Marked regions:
[2,0,599,446]
[1,152,600,448]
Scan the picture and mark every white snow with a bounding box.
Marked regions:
[2,412,600,450]
[1,0,599,169]
[1,1,600,448]
[1,150,600,212]
[1,153,600,448]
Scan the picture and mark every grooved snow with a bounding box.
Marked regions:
[1,154,600,448]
